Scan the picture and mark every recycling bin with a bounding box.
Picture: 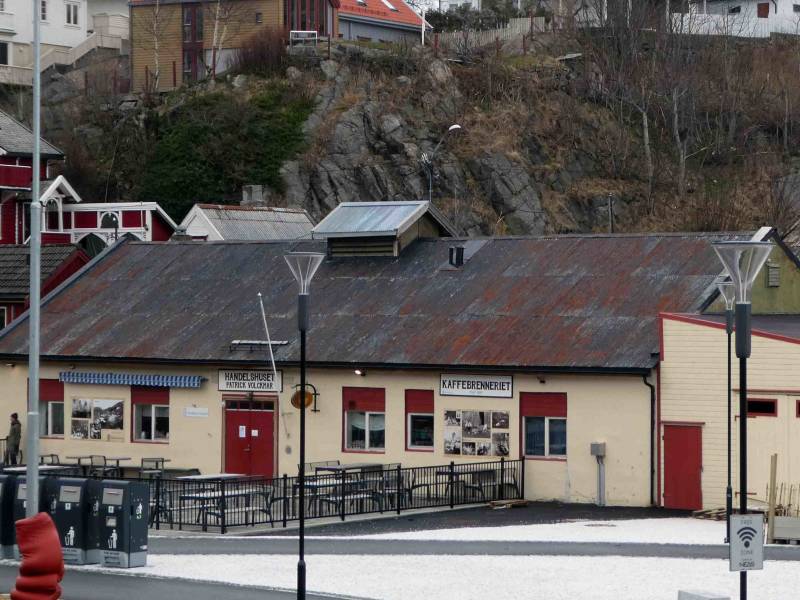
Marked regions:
[43,477,93,564]
[0,474,17,558]
[85,478,105,565]
[94,480,149,568]
[12,477,48,559]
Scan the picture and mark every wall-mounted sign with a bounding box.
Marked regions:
[218,369,282,393]
[184,407,209,418]
[440,374,513,398]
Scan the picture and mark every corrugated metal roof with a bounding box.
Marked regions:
[0,109,63,158]
[0,245,82,298]
[0,233,759,371]
[312,201,456,238]
[197,205,314,241]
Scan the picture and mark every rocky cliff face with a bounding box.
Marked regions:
[279,45,637,236]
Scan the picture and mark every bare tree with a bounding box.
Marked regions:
[206,0,248,78]
[134,0,174,92]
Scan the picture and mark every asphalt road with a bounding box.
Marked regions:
[0,565,357,600]
[147,536,800,560]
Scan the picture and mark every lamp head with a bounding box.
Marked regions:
[711,241,772,304]
[448,124,462,133]
[715,276,735,312]
[284,252,325,295]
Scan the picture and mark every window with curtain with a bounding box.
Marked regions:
[524,416,566,457]
[346,411,385,451]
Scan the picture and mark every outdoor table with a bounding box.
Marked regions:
[2,465,75,474]
[178,483,251,532]
[177,473,245,480]
[64,455,94,476]
[315,463,383,473]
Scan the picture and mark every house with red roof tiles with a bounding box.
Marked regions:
[338,0,427,43]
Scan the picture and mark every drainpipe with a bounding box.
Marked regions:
[642,374,656,506]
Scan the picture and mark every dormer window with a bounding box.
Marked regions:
[380,0,399,10]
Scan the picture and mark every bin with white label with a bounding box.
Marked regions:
[12,477,48,559]
[0,474,17,558]
[94,480,149,568]
[43,477,93,564]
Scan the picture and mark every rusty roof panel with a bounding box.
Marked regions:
[0,233,756,371]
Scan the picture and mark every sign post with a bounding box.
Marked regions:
[730,514,764,572]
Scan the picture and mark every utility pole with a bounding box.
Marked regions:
[26,0,43,517]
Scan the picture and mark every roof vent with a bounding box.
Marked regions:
[449,246,464,268]
[170,226,192,242]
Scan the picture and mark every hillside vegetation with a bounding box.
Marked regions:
[35,19,800,235]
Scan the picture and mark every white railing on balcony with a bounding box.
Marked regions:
[0,65,33,87]
[40,32,125,71]
[670,13,800,38]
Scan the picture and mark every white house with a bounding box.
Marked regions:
[0,0,89,69]
[675,0,800,37]
[179,204,315,242]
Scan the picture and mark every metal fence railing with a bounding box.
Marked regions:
[0,458,524,533]
[146,458,524,533]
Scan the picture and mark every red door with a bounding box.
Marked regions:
[757,2,769,18]
[663,424,702,510]
[224,397,275,478]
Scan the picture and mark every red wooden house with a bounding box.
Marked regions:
[0,109,177,327]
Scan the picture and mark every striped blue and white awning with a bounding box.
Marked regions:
[59,372,204,389]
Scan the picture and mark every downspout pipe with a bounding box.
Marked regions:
[643,374,656,507]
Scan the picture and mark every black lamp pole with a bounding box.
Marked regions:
[725,306,733,543]
[736,301,751,600]
[284,251,324,600]
[297,292,308,600]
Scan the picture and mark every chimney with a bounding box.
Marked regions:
[449,246,465,268]
[241,184,264,206]
[170,226,192,242]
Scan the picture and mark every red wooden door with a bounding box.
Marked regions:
[663,424,702,510]
[757,3,769,18]
[225,399,275,478]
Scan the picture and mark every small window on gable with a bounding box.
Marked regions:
[747,399,777,417]
[255,11,263,23]
[729,5,741,13]
[795,4,800,13]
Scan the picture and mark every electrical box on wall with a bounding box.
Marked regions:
[590,442,606,457]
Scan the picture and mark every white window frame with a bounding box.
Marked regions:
[66,2,79,25]
[406,412,433,450]
[523,416,567,458]
[40,400,65,437]
[134,403,170,442]
[344,410,385,452]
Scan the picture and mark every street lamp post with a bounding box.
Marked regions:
[284,251,325,600]
[712,240,773,600]
[421,124,461,202]
[716,277,735,544]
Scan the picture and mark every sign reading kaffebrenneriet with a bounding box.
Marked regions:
[440,374,513,398]
[218,369,283,392]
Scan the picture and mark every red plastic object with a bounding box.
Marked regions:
[11,513,64,600]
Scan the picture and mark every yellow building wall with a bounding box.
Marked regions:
[2,363,652,507]
[130,0,283,92]
[660,317,800,509]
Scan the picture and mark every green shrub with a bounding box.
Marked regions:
[136,83,313,221]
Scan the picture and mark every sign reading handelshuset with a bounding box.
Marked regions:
[440,374,513,398]
[218,369,283,392]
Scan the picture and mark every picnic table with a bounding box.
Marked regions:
[178,487,253,531]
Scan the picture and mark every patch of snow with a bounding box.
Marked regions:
[345,517,727,545]
[93,553,798,600]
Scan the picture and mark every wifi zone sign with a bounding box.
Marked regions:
[730,514,764,572]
